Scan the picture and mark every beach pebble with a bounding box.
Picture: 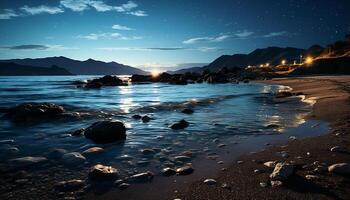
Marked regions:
[270,180,283,187]
[305,175,319,180]
[55,180,85,192]
[221,183,231,189]
[82,147,104,155]
[9,156,48,168]
[217,144,226,148]
[203,179,217,185]
[330,146,347,153]
[176,165,194,175]
[170,119,189,129]
[84,120,126,144]
[289,136,297,140]
[217,161,224,164]
[62,152,86,165]
[254,169,264,174]
[118,183,130,190]
[88,164,119,180]
[328,163,350,175]
[237,160,244,164]
[129,171,154,182]
[264,161,277,168]
[259,182,268,188]
[270,162,294,181]
[162,168,176,176]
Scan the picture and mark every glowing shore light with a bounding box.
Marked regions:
[305,56,313,64]
[151,69,160,77]
[281,60,286,65]
[265,63,270,67]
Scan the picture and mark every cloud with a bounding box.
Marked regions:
[59,0,147,16]
[0,44,76,50]
[235,30,254,38]
[183,34,231,44]
[0,9,20,19]
[20,5,64,15]
[77,32,142,40]
[127,10,148,16]
[263,31,288,38]
[112,24,134,31]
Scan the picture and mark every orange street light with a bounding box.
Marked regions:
[305,56,313,64]
[281,60,286,65]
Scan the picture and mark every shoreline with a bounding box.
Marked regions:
[179,75,350,200]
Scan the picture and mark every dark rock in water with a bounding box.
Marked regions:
[84,121,126,144]
[85,81,102,89]
[83,75,127,88]
[162,168,176,176]
[275,91,293,98]
[170,119,189,129]
[82,147,104,156]
[243,79,250,83]
[9,156,48,169]
[141,115,152,123]
[47,148,68,160]
[129,171,154,182]
[132,114,142,120]
[89,164,119,180]
[181,108,194,114]
[71,128,85,136]
[176,165,194,175]
[265,124,279,129]
[131,74,152,82]
[4,103,65,123]
[55,179,85,192]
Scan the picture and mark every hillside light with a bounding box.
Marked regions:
[260,64,264,67]
[265,63,270,67]
[281,60,286,65]
[305,56,313,64]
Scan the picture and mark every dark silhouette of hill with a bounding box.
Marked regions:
[0,62,73,75]
[0,56,147,75]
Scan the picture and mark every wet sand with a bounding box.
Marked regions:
[179,76,350,200]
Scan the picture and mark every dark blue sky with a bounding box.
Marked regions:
[0,0,349,70]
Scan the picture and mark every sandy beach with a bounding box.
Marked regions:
[179,76,350,200]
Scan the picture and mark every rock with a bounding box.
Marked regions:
[330,146,347,153]
[176,165,194,175]
[47,148,68,160]
[82,147,104,156]
[328,163,350,175]
[237,160,244,164]
[270,162,294,181]
[132,114,142,119]
[0,139,14,144]
[9,156,48,168]
[254,169,264,174]
[71,128,85,136]
[141,115,152,123]
[55,180,85,192]
[88,164,119,180]
[270,180,283,187]
[162,168,176,176]
[84,121,126,144]
[259,182,268,188]
[170,119,189,130]
[85,75,127,88]
[275,91,293,98]
[118,183,130,190]
[174,156,191,162]
[203,179,217,185]
[129,171,154,182]
[4,103,65,122]
[181,108,194,114]
[62,152,86,165]
[264,161,277,168]
[217,144,226,148]
[140,148,156,155]
[305,175,319,180]
[265,124,279,129]
[221,183,231,189]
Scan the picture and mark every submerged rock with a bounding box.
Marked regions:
[89,164,119,180]
[270,162,294,181]
[62,152,86,165]
[9,156,48,168]
[170,119,189,130]
[328,163,350,175]
[132,114,142,120]
[55,179,85,192]
[181,108,194,114]
[85,121,126,144]
[4,103,65,123]
[141,115,152,123]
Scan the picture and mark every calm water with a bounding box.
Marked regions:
[0,76,328,199]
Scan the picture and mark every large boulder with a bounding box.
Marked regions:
[4,103,65,122]
[84,75,127,88]
[270,162,294,181]
[88,164,119,180]
[84,121,126,144]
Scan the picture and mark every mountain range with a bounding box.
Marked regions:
[0,56,147,75]
[0,62,72,76]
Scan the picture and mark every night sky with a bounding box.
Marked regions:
[0,0,349,70]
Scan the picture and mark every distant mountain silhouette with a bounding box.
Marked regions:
[0,56,147,75]
[171,46,324,74]
[0,62,73,76]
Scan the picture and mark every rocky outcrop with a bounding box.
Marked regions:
[84,75,127,88]
[84,121,126,144]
